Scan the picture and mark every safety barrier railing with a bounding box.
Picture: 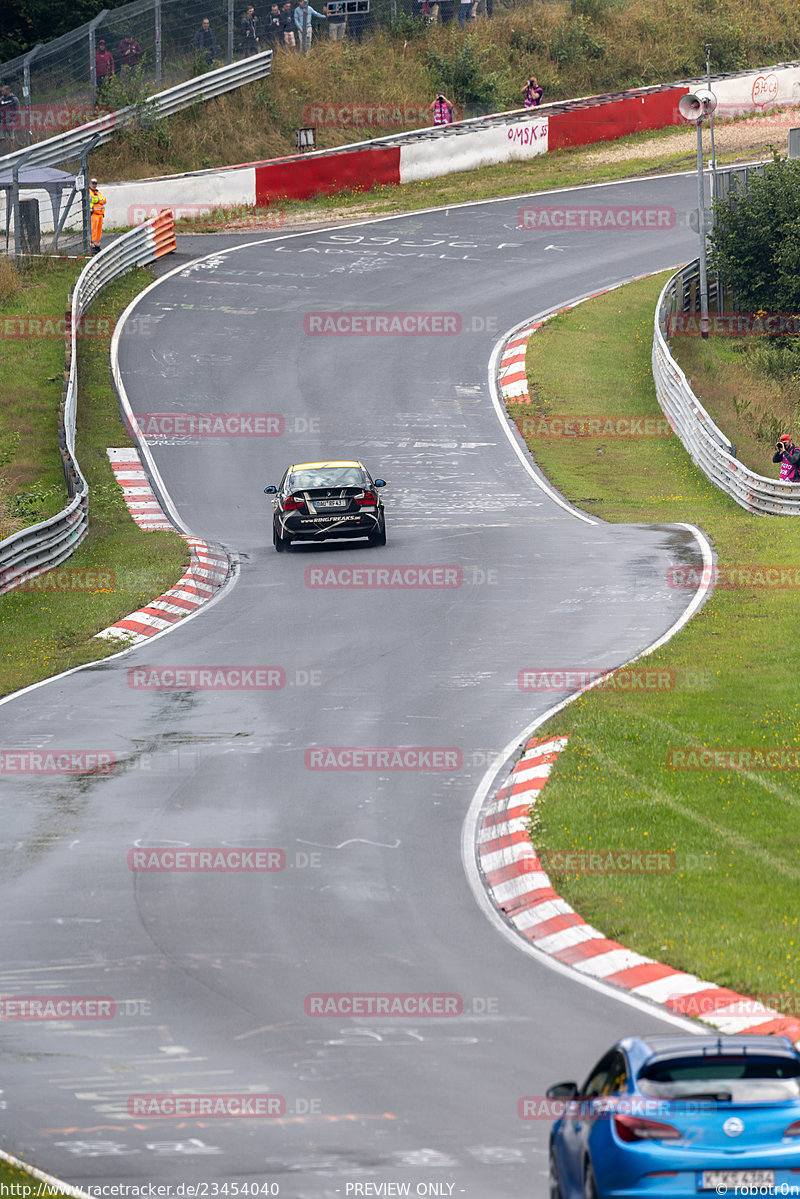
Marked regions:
[0,50,272,173]
[0,210,176,594]
[653,260,800,515]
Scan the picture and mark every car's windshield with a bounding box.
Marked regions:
[638,1055,800,1101]
[289,467,365,490]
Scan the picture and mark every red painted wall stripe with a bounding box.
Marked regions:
[255,146,400,204]
[548,86,688,150]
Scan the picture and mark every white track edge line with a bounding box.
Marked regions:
[465,283,717,1032]
[0,1148,92,1199]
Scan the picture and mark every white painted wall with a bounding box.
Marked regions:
[399,117,548,183]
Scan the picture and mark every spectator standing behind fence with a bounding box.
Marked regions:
[458,0,472,26]
[194,18,218,64]
[430,93,454,125]
[241,7,261,53]
[89,178,106,255]
[117,35,142,71]
[294,0,327,48]
[95,40,115,92]
[279,3,296,48]
[326,1,347,40]
[0,83,21,152]
[522,76,543,107]
[264,3,282,43]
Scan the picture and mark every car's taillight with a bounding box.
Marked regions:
[613,1115,682,1143]
[785,1121,800,1138]
[355,490,376,506]
[284,495,304,512]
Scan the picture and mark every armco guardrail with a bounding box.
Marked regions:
[0,50,272,173]
[653,260,800,515]
[0,211,176,595]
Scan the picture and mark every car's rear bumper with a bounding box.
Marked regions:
[279,511,382,540]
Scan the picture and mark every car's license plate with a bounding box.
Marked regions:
[700,1171,775,1190]
[315,500,347,509]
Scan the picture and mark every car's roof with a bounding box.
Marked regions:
[619,1034,799,1071]
[289,460,364,471]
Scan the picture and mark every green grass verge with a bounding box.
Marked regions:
[0,1156,73,1198]
[0,264,189,699]
[510,274,800,999]
[0,259,81,539]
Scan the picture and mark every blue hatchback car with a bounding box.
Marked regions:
[548,1034,800,1198]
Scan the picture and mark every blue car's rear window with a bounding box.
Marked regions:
[639,1055,800,1101]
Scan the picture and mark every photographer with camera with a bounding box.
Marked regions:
[772,433,800,481]
[430,93,455,125]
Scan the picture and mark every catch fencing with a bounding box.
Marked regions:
[653,259,800,515]
[0,211,176,595]
[0,0,280,152]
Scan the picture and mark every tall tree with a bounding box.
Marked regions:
[710,154,800,313]
[0,0,109,61]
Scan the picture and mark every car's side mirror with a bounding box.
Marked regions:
[373,479,387,488]
[264,485,277,494]
[546,1082,579,1099]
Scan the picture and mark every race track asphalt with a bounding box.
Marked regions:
[0,174,709,1197]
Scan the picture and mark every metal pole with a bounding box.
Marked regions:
[155,0,162,86]
[228,0,234,63]
[22,46,42,146]
[12,161,21,259]
[390,0,397,18]
[697,120,709,339]
[705,44,717,176]
[302,1,309,54]
[88,12,110,107]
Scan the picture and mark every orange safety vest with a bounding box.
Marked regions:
[90,188,106,244]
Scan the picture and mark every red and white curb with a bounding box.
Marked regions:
[498,288,633,410]
[498,328,536,405]
[107,446,173,530]
[478,735,800,1045]
[96,448,230,644]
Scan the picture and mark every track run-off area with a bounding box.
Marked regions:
[2,174,713,1197]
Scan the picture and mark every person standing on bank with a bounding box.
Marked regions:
[0,83,21,152]
[522,76,543,107]
[94,40,115,94]
[89,178,106,255]
[430,92,454,125]
[241,7,261,53]
[194,18,219,64]
[264,4,282,44]
[326,1,347,40]
[294,0,327,50]
[280,2,297,47]
[773,433,800,481]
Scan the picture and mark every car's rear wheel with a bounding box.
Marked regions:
[369,518,386,547]
[583,1159,599,1199]
[548,1144,564,1199]
[273,521,290,553]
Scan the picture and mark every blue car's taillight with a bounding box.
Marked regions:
[614,1114,682,1142]
[785,1120,800,1138]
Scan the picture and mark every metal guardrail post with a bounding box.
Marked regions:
[228,0,235,64]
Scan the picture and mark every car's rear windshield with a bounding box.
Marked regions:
[638,1055,800,1102]
[289,468,365,490]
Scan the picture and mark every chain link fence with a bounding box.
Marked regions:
[0,0,280,154]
